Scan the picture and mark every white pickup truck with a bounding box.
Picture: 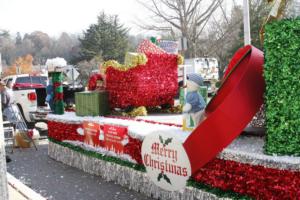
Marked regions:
[2,74,50,126]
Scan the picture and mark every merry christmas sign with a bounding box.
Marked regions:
[142,131,191,191]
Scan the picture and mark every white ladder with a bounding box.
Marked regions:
[4,104,37,150]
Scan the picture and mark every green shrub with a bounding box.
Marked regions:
[264,18,300,155]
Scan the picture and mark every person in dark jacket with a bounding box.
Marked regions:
[46,78,54,112]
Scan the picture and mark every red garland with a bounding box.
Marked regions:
[48,120,300,199]
[105,53,178,108]
[48,121,84,142]
[193,158,300,200]
[124,137,143,165]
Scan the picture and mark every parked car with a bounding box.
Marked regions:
[2,73,84,126]
[2,74,50,126]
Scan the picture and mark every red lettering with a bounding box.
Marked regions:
[144,154,150,166]
[160,162,165,171]
[182,168,188,177]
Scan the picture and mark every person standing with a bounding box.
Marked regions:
[5,80,14,103]
[0,81,13,119]
[0,81,12,163]
[46,78,54,112]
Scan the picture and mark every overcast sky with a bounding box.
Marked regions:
[0,0,240,37]
[0,0,148,36]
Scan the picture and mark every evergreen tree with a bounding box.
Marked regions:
[79,12,129,62]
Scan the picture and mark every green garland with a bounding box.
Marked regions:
[49,138,251,199]
[264,18,300,155]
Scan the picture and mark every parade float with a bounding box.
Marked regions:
[47,4,300,197]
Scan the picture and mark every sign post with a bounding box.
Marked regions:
[243,0,251,45]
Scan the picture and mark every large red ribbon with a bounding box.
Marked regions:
[183,45,265,175]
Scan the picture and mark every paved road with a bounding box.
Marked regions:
[6,141,154,200]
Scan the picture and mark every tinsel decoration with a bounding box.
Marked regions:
[137,39,166,54]
[101,39,182,109]
[125,106,148,117]
[177,54,184,65]
[124,52,148,67]
[48,140,249,200]
[48,114,300,199]
[102,53,147,73]
[51,72,64,115]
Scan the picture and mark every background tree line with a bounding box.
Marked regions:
[0,0,270,78]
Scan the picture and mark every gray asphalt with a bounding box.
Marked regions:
[6,141,154,200]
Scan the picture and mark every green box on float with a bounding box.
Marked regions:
[75,91,110,116]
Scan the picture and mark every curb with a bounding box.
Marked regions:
[7,173,46,200]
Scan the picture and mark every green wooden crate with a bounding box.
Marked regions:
[75,91,110,116]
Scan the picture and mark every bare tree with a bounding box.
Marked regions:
[137,0,223,58]
[202,0,269,76]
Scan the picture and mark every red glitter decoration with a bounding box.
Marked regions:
[105,53,178,108]
[193,158,300,200]
[137,39,166,54]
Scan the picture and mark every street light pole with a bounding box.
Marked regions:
[0,52,9,200]
[243,0,251,45]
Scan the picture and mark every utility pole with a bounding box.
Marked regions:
[0,56,8,200]
[0,109,8,200]
[243,0,251,45]
[0,53,9,199]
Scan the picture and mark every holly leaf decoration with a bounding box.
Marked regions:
[157,172,163,182]
[163,174,172,185]
[164,138,172,146]
[159,135,164,144]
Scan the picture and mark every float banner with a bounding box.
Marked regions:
[184,45,265,175]
[159,40,178,54]
[83,121,101,147]
[103,124,128,154]
[142,132,191,191]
